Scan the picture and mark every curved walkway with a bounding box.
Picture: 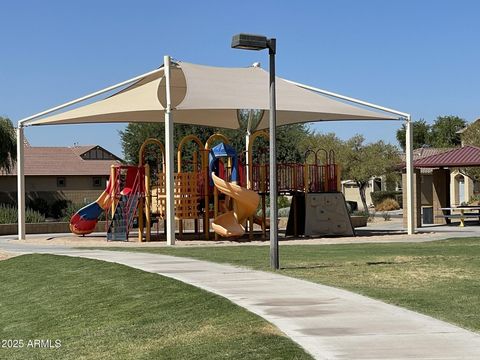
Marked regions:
[2,238,480,359]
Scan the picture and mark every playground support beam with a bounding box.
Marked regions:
[164,55,176,246]
[405,115,415,235]
[17,126,26,240]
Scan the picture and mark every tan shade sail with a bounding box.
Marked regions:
[24,61,398,128]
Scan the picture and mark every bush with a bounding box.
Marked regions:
[27,198,49,216]
[50,199,71,219]
[62,203,86,222]
[371,191,402,207]
[469,194,480,205]
[0,204,45,224]
[376,198,400,211]
[61,203,106,222]
[263,207,290,217]
[352,210,375,222]
[277,196,291,209]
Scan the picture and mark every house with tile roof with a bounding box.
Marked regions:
[401,145,480,227]
[0,143,122,206]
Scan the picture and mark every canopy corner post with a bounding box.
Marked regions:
[17,124,26,240]
[164,55,176,246]
[405,115,415,235]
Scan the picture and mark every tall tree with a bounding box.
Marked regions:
[120,121,309,167]
[429,115,466,148]
[0,117,16,173]
[341,135,400,211]
[396,119,430,151]
[302,131,401,211]
[458,119,480,181]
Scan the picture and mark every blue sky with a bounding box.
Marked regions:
[1,0,479,157]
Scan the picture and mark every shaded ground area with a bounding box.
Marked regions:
[100,237,480,332]
[0,254,311,360]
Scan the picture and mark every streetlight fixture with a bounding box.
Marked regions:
[232,33,279,270]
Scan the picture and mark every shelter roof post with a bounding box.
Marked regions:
[405,115,415,234]
[164,55,176,245]
[17,125,26,240]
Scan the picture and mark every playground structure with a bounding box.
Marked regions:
[70,131,350,241]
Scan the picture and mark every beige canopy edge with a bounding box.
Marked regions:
[22,61,400,128]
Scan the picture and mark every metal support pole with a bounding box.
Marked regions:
[17,126,26,240]
[405,115,415,235]
[268,39,279,270]
[164,55,176,245]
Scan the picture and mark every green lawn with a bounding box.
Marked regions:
[0,254,312,360]
[99,238,480,332]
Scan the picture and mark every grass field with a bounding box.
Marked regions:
[0,254,312,360]
[99,238,480,332]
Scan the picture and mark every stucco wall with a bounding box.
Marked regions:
[0,175,107,205]
[342,184,374,210]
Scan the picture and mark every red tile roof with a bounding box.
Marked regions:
[70,145,98,157]
[412,147,452,160]
[3,146,122,176]
[399,147,452,173]
[413,145,480,168]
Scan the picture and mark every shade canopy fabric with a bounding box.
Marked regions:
[413,145,480,168]
[23,61,398,128]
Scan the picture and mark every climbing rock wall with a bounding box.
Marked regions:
[304,193,354,236]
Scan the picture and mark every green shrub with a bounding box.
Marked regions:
[27,198,49,216]
[61,203,86,222]
[0,204,45,224]
[50,199,71,219]
[469,194,480,205]
[371,191,402,207]
[277,196,291,209]
[263,207,290,217]
[61,202,106,222]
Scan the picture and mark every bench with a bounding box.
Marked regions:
[436,213,480,226]
[438,214,480,219]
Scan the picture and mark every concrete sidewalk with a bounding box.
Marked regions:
[1,239,480,360]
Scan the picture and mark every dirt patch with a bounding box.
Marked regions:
[0,251,16,261]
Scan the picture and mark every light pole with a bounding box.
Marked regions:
[231,33,279,269]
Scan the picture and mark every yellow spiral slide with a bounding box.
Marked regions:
[211,173,260,237]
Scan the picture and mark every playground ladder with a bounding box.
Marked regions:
[107,195,128,241]
[107,192,141,241]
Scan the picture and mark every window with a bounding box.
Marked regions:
[92,176,102,187]
[57,177,66,187]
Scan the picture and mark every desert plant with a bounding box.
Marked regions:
[376,198,400,211]
[371,191,402,207]
[27,198,50,216]
[0,204,45,224]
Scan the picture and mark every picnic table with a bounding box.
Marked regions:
[439,206,480,227]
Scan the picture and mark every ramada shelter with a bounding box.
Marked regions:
[403,145,480,227]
